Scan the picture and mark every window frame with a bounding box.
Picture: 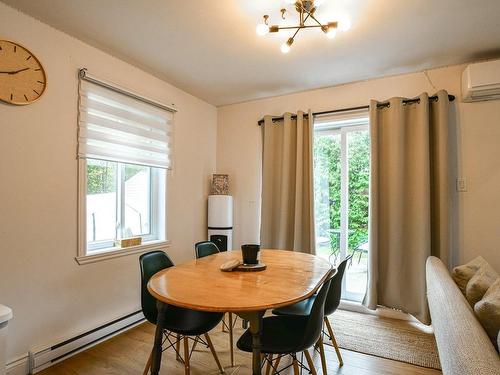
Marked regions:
[76,159,169,265]
[313,110,369,302]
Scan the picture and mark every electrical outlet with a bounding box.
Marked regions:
[457,178,467,192]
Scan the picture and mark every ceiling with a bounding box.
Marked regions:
[3,0,500,106]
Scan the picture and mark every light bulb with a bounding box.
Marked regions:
[323,22,338,39]
[338,15,352,31]
[281,42,291,54]
[326,27,337,39]
[281,38,294,53]
[256,23,269,36]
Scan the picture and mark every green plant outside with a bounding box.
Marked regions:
[87,160,145,194]
[313,130,370,256]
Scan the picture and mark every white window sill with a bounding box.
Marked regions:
[75,240,171,265]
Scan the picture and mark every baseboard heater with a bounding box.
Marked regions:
[29,310,145,373]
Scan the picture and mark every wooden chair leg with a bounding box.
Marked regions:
[324,317,343,366]
[303,350,317,375]
[191,336,198,353]
[317,336,328,375]
[176,333,181,361]
[183,336,190,375]
[204,333,224,374]
[228,312,235,367]
[222,313,227,332]
[292,355,300,375]
[271,355,281,375]
[265,354,273,375]
[143,349,153,375]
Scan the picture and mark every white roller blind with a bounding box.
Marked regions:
[78,79,174,169]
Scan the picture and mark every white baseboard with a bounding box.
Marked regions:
[30,311,145,373]
[5,311,145,375]
[6,354,29,375]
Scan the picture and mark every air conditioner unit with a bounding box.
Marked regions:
[462,59,500,102]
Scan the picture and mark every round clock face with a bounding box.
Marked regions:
[0,40,47,105]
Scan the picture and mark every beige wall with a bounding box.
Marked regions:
[0,3,217,362]
[217,64,500,272]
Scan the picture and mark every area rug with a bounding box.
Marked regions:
[328,310,441,370]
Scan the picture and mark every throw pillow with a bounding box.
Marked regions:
[466,263,499,306]
[452,256,488,294]
[474,278,500,349]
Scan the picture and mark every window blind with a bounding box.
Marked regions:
[78,78,174,169]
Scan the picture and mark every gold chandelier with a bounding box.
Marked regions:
[256,0,351,53]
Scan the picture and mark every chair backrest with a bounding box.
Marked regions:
[300,270,335,349]
[195,241,220,259]
[324,255,352,316]
[139,251,174,324]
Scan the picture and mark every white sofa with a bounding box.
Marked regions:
[426,256,500,375]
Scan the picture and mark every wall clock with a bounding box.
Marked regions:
[0,40,47,105]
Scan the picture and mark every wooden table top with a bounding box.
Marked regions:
[148,249,333,312]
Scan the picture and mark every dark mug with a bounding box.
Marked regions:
[241,244,260,265]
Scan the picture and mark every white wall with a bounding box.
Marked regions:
[0,3,217,363]
[217,64,500,272]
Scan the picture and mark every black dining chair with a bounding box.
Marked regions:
[194,241,236,367]
[236,270,335,375]
[194,240,220,259]
[140,250,224,375]
[272,255,352,373]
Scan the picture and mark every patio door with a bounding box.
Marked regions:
[313,110,370,302]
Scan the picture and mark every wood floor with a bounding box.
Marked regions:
[40,322,442,375]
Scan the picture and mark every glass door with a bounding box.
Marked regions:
[313,112,370,302]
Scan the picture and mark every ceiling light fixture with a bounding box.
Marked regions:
[256,15,270,36]
[256,0,351,53]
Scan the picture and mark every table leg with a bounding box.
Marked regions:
[151,301,167,375]
[236,311,265,375]
[228,312,234,367]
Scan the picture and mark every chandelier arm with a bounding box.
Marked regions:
[293,3,325,30]
[292,11,311,39]
[275,25,323,30]
[291,26,301,40]
[308,12,326,28]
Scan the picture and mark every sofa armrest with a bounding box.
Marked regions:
[426,256,500,375]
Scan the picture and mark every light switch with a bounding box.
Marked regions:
[457,178,467,192]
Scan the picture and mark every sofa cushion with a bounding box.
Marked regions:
[466,263,499,306]
[474,278,500,349]
[452,256,488,294]
[426,256,500,375]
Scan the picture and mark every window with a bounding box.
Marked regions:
[85,159,165,252]
[313,110,370,302]
[77,71,174,264]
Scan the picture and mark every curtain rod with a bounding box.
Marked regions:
[79,68,177,113]
[257,94,455,126]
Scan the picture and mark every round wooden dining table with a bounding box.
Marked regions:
[148,249,333,375]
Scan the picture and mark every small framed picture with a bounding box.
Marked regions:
[211,174,229,195]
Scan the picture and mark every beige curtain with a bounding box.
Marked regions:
[260,111,315,253]
[363,90,452,324]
